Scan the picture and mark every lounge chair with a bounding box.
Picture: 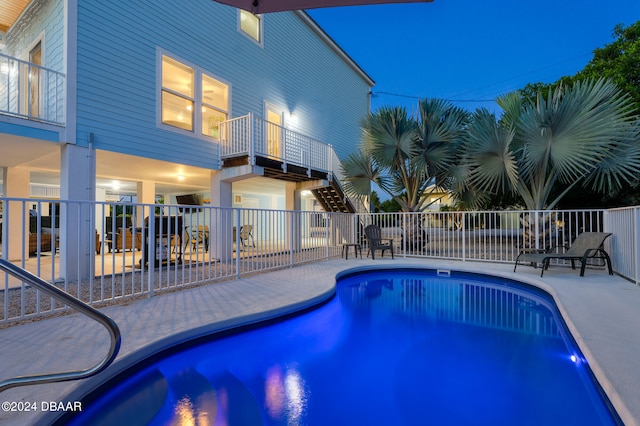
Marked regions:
[514,232,613,277]
[364,224,394,260]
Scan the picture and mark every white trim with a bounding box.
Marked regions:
[237,10,264,47]
[264,101,285,126]
[156,48,232,141]
[63,0,77,143]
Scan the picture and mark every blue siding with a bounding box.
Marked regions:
[76,1,370,168]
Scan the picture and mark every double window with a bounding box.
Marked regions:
[160,54,228,138]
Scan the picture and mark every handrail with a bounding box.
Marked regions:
[0,52,66,125]
[0,259,121,392]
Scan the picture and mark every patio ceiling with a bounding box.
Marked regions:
[0,0,30,32]
[1,133,292,197]
[0,134,213,195]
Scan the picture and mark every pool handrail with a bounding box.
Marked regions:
[0,259,121,392]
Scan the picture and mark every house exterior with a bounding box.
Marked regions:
[0,0,373,276]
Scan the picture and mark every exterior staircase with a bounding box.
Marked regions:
[311,176,356,213]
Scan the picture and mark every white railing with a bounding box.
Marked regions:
[356,210,608,263]
[220,113,331,173]
[0,53,65,125]
[1,199,636,325]
[0,198,356,324]
[219,113,366,212]
[605,206,640,284]
[219,115,252,160]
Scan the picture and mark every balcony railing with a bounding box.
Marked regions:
[220,113,333,175]
[220,113,367,213]
[0,53,65,125]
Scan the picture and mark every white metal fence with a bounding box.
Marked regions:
[605,206,640,285]
[1,198,636,325]
[356,209,607,263]
[0,53,65,125]
[0,198,356,324]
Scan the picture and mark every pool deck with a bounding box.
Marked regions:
[0,258,638,425]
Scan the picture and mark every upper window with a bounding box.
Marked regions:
[202,74,228,138]
[160,54,228,137]
[240,11,262,43]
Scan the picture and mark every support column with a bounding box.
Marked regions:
[60,144,95,280]
[136,180,155,227]
[95,187,107,254]
[211,170,233,262]
[3,167,30,261]
[286,182,302,252]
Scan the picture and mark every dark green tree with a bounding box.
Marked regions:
[577,22,640,111]
[519,21,640,110]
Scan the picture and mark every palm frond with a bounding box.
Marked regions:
[361,107,416,169]
[519,78,637,186]
[464,109,519,194]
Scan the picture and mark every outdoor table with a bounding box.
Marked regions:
[342,243,362,260]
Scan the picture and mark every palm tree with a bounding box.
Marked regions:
[460,78,640,211]
[341,99,469,212]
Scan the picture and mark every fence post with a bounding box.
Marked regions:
[147,208,155,298]
[402,212,407,258]
[248,112,255,166]
[235,209,241,279]
[632,207,640,285]
[325,213,330,260]
[461,212,466,262]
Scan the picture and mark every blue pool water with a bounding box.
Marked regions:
[68,269,619,425]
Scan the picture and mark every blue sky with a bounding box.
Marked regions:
[308,0,640,114]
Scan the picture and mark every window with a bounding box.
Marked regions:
[161,56,194,131]
[160,54,228,137]
[240,10,261,43]
[202,74,228,138]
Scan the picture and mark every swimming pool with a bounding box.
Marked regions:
[64,268,620,425]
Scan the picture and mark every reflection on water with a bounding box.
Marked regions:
[338,273,560,339]
[264,365,307,423]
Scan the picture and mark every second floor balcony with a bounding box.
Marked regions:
[0,53,65,126]
[219,113,368,213]
[220,113,337,181]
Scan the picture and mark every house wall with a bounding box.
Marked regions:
[4,0,64,71]
[74,0,371,169]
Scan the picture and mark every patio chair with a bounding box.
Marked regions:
[513,232,613,277]
[185,225,209,252]
[233,225,256,249]
[364,224,394,260]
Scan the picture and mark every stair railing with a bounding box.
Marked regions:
[0,259,121,392]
